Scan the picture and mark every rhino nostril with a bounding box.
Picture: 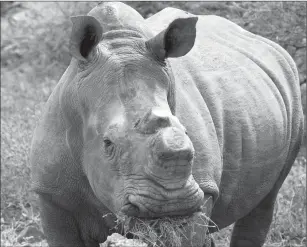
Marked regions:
[134,118,141,128]
[158,149,194,162]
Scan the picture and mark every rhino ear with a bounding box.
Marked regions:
[69,15,103,61]
[146,17,198,60]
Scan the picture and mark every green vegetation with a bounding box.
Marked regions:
[1,2,306,247]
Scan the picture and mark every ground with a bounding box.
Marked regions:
[1,2,306,247]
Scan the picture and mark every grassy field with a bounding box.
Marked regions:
[1,2,306,247]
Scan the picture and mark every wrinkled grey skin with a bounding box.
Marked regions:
[30,2,304,247]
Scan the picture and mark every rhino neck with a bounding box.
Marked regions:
[88,2,152,38]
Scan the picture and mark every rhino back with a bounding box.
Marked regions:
[154,13,304,226]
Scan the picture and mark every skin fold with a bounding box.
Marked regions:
[30,2,304,247]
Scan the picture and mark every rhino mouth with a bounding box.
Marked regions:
[120,174,206,217]
[120,188,205,218]
[113,193,214,246]
[121,198,203,218]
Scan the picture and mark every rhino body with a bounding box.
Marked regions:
[30,3,304,247]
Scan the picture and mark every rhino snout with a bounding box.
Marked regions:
[153,127,194,162]
[144,127,195,188]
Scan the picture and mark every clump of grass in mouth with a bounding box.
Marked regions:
[111,208,216,247]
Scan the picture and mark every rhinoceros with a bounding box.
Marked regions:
[30,2,304,247]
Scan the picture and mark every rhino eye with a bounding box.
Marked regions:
[103,138,112,147]
[103,138,115,158]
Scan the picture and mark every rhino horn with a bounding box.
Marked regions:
[145,17,198,60]
[69,15,103,61]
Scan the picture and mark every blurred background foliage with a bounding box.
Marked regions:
[1,2,306,85]
[1,2,306,247]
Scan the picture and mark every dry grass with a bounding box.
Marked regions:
[113,201,215,247]
[1,2,306,247]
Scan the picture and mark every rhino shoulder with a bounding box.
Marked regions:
[30,87,65,190]
[30,69,83,198]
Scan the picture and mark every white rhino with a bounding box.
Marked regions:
[30,2,304,247]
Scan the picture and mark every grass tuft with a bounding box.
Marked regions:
[111,207,216,247]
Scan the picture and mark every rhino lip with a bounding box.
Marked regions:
[120,192,206,219]
[119,201,208,231]
[121,202,195,220]
[121,202,140,217]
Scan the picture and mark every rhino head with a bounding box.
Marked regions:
[63,3,204,219]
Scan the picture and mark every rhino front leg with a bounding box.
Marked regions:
[230,148,301,247]
[39,194,86,247]
[230,195,275,247]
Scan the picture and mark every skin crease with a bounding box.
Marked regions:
[30,2,304,247]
